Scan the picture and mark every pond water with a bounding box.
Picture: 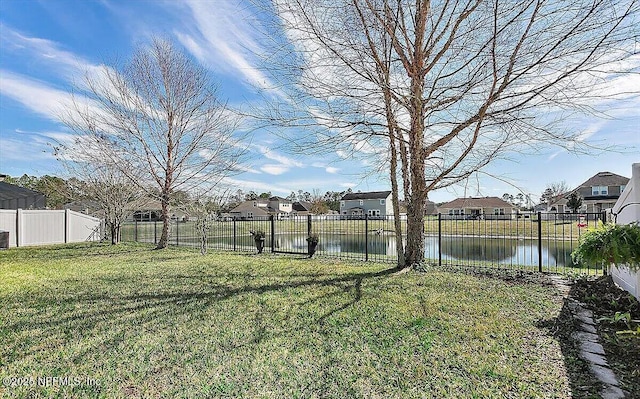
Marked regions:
[209,233,579,269]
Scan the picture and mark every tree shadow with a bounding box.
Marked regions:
[535,286,604,398]
[426,264,605,398]
[1,265,396,375]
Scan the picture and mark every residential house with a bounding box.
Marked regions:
[438,197,516,220]
[229,196,293,219]
[126,199,189,222]
[0,176,46,210]
[399,198,438,216]
[292,201,313,216]
[549,171,629,213]
[340,191,393,217]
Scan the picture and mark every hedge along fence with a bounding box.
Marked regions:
[0,209,102,248]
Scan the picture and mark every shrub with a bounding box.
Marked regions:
[571,222,640,272]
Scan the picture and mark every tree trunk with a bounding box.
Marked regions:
[401,1,428,268]
[157,191,170,249]
[388,132,405,269]
[405,178,426,267]
[110,224,117,245]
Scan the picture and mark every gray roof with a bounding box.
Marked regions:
[342,191,392,200]
[0,181,44,201]
[269,196,291,202]
[293,201,312,212]
[229,202,270,215]
[575,172,629,189]
[439,197,514,209]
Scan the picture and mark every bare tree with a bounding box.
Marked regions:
[64,38,246,248]
[57,146,144,244]
[182,191,228,255]
[541,180,570,206]
[261,0,639,268]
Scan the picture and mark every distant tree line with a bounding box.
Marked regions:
[4,174,358,216]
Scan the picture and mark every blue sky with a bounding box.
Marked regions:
[1,0,638,203]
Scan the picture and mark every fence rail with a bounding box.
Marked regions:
[121,212,606,275]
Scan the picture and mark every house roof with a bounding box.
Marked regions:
[575,171,629,190]
[293,201,312,212]
[229,202,270,215]
[269,196,291,202]
[0,181,45,201]
[439,197,514,209]
[342,191,392,200]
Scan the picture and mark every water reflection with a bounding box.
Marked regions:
[209,233,577,268]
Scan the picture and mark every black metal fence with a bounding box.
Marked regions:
[121,212,606,275]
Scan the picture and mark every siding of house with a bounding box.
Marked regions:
[439,197,516,220]
[551,172,630,213]
[229,198,292,219]
[340,192,393,216]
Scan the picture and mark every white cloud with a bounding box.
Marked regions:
[174,0,275,91]
[325,166,339,174]
[0,70,74,121]
[0,26,103,80]
[233,164,262,174]
[221,177,291,195]
[260,164,289,175]
[255,145,303,167]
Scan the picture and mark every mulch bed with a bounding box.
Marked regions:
[570,275,640,397]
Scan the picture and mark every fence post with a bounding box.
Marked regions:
[134,219,138,242]
[438,213,442,267]
[365,214,369,261]
[154,220,157,244]
[16,208,22,247]
[537,211,542,272]
[176,219,179,246]
[233,218,237,251]
[64,209,70,243]
[270,215,275,253]
[307,214,312,257]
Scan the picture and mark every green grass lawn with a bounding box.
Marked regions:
[1,243,576,398]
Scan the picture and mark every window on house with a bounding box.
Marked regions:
[247,212,253,218]
[253,202,257,207]
[380,199,385,205]
[359,200,364,206]
[620,185,626,193]
[340,201,345,208]
[591,186,608,196]
[494,208,505,215]
[448,210,454,215]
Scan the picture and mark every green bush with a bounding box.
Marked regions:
[571,223,640,271]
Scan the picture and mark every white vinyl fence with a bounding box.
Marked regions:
[610,163,640,300]
[0,209,102,248]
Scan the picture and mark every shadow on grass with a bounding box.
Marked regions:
[536,287,603,399]
[428,264,604,398]
[1,265,396,370]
